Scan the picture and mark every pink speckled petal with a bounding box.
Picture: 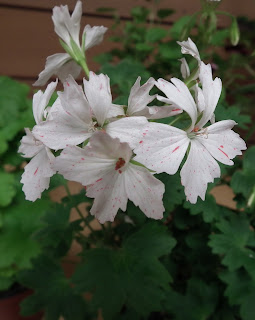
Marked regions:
[21,147,55,201]
[197,120,247,165]
[134,122,189,175]
[125,164,165,219]
[181,139,220,204]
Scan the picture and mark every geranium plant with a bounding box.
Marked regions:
[12,1,255,319]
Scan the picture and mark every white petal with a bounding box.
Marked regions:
[177,38,201,62]
[33,80,58,124]
[83,72,112,126]
[194,84,205,113]
[107,104,125,118]
[32,108,92,150]
[197,120,247,165]
[18,128,44,158]
[33,53,81,86]
[58,75,91,123]
[83,25,108,50]
[134,122,189,174]
[21,147,55,201]
[56,59,81,83]
[125,164,165,219]
[52,1,82,47]
[156,77,197,131]
[106,116,148,149]
[127,77,155,116]
[54,145,115,185]
[87,170,128,223]
[196,62,222,129]
[147,105,183,119]
[52,5,71,46]
[179,58,190,79]
[55,132,132,184]
[180,139,220,204]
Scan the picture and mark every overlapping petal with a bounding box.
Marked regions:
[33,53,81,86]
[83,72,112,126]
[195,62,222,129]
[106,116,148,148]
[180,139,221,203]
[197,120,247,165]
[156,77,197,131]
[134,122,190,174]
[18,128,44,158]
[33,80,58,124]
[83,25,108,50]
[21,147,55,201]
[177,37,201,62]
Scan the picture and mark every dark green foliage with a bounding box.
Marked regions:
[73,223,176,319]
[19,256,90,320]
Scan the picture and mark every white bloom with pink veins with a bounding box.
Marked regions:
[55,132,165,223]
[33,73,148,150]
[34,1,107,86]
[114,77,182,119]
[19,81,58,201]
[134,62,246,203]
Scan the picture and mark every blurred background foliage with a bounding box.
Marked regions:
[0,0,255,319]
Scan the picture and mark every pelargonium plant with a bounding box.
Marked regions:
[15,1,255,320]
[19,0,246,224]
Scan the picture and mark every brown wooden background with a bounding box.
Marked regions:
[1,0,255,86]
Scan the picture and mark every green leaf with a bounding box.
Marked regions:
[215,103,251,129]
[73,223,176,319]
[165,278,218,320]
[0,199,50,270]
[157,9,175,20]
[159,41,182,60]
[220,270,255,320]
[157,173,185,212]
[170,16,193,40]
[231,146,255,200]
[0,171,16,207]
[184,194,220,222]
[208,214,255,271]
[131,7,150,23]
[146,27,167,42]
[19,256,89,320]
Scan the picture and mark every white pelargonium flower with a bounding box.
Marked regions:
[112,77,182,119]
[177,38,201,81]
[134,62,246,203]
[33,73,148,150]
[19,81,58,201]
[34,1,107,86]
[55,132,165,223]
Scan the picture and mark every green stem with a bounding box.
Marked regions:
[64,183,94,233]
[79,59,90,79]
[168,114,184,126]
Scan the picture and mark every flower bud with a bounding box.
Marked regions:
[230,18,240,46]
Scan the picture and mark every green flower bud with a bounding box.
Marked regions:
[230,18,240,46]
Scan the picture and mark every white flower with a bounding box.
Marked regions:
[177,38,201,62]
[55,132,165,223]
[177,38,201,82]
[19,81,58,201]
[34,1,107,86]
[134,63,246,203]
[33,74,148,150]
[126,77,182,119]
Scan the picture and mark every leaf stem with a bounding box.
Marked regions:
[64,183,94,233]
[79,59,90,79]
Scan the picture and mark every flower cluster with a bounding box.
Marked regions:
[19,1,246,223]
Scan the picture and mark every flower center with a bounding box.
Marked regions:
[188,127,208,139]
[88,120,99,133]
[115,158,126,173]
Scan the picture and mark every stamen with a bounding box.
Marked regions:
[115,158,126,171]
